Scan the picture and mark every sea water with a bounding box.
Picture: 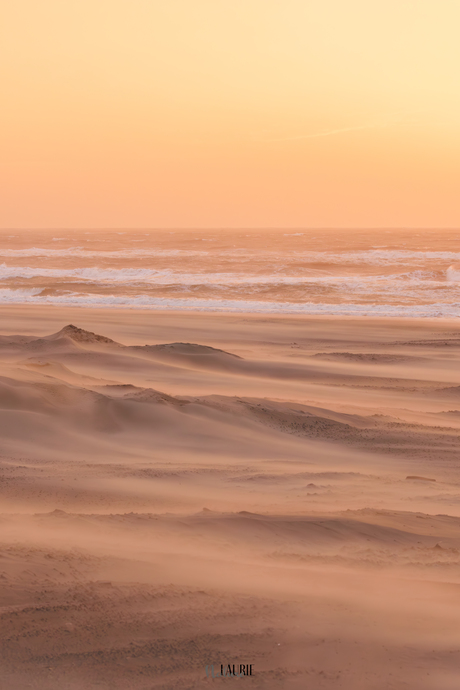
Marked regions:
[1,228,460,317]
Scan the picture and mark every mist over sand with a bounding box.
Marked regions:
[1,306,460,689]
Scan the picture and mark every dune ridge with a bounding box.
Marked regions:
[2,312,460,689]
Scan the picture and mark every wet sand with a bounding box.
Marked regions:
[2,307,460,689]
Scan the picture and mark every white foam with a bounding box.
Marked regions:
[296,250,460,265]
[0,288,42,302]
[447,264,460,282]
[2,247,460,264]
[0,287,459,317]
[0,264,165,282]
[1,242,460,316]
[0,247,209,259]
[0,264,453,289]
[0,264,337,285]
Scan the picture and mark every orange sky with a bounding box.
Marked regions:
[1,0,459,228]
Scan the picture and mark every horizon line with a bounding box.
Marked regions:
[1,227,460,232]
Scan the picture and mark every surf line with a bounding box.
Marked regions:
[205,664,254,678]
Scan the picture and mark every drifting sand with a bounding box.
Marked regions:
[2,307,460,689]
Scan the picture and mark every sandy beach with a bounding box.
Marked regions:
[1,306,460,689]
[3,0,459,686]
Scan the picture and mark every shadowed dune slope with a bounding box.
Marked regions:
[3,317,460,690]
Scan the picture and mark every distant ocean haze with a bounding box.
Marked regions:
[1,228,460,317]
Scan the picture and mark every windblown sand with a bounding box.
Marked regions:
[2,307,460,689]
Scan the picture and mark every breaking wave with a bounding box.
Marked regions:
[447,264,460,282]
[0,287,460,317]
[3,247,460,264]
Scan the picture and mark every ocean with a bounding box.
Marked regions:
[1,228,460,317]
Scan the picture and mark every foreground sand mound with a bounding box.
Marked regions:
[0,334,84,356]
[130,341,243,372]
[1,322,459,463]
[147,342,241,358]
[45,324,118,345]
[2,314,460,689]
[0,325,118,357]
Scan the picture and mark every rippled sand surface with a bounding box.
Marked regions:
[2,307,460,689]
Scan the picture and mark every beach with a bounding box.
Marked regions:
[3,0,460,685]
[2,306,460,688]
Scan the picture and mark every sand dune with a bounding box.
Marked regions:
[2,311,460,689]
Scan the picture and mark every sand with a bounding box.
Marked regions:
[2,306,460,689]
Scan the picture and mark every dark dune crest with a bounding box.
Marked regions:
[133,341,242,358]
[48,324,117,345]
[122,387,186,406]
[310,352,418,363]
[153,342,241,357]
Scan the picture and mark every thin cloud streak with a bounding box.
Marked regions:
[264,112,432,142]
[265,122,391,142]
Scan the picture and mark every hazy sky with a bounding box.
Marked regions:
[1,0,459,228]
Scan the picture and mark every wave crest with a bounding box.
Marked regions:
[447,264,460,282]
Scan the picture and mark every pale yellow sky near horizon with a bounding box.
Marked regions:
[1,0,459,229]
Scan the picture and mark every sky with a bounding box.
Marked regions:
[1,0,459,229]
